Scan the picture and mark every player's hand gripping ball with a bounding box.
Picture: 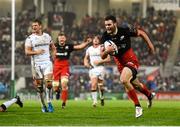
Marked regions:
[104,40,118,55]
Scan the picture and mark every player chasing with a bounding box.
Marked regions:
[100,15,155,118]
[0,96,23,112]
[25,19,56,113]
[84,35,111,107]
[52,32,92,109]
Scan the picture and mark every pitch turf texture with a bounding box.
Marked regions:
[0,100,180,126]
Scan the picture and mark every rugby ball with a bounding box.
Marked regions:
[104,40,118,55]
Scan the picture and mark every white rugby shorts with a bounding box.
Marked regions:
[32,61,53,79]
[89,66,105,80]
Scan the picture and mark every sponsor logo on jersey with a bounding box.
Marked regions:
[120,35,125,40]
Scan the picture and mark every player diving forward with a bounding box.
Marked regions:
[25,19,56,112]
[0,96,23,112]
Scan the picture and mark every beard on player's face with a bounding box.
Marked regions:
[106,24,116,34]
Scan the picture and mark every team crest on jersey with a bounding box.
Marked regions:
[112,38,117,41]
[120,35,125,40]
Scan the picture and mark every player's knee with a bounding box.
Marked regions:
[37,86,43,93]
[91,83,97,90]
[34,79,43,87]
[53,81,60,92]
[98,84,104,90]
[120,77,130,85]
[98,83,103,86]
[34,79,43,93]
[61,77,68,90]
[61,77,68,85]
[45,79,52,89]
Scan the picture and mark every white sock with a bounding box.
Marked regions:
[3,98,17,109]
[91,91,97,103]
[46,88,52,103]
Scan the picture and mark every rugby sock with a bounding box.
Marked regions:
[91,90,97,103]
[61,90,68,103]
[138,84,151,98]
[127,89,141,106]
[2,98,17,109]
[46,88,53,103]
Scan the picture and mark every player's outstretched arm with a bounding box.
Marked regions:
[137,29,155,54]
[74,37,92,50]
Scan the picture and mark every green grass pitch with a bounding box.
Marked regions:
[0,100,180,126]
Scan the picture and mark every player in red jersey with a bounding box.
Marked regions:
[0,96,23,112]
[53,32,92,108]
[100,15,155,118]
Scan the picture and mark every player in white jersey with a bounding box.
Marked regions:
[84,35,111,107]
[25,19,56,112]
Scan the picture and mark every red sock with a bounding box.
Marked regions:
[61,90,68,103]
[127,89,140,106]
[140,84,151,98]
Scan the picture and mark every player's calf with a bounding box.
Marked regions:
[15,96,23,108]
[53,81,60,100]
[62,102,66,109]
[147,92,156,108]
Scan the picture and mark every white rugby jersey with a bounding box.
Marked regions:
[25,32,52,63]
[86,45,103,67]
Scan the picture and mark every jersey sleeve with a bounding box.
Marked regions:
[85,47,90,56]
[49,35,53,44]
[68,44,74,53]
[25,37,32,47]
[46,33,53,44]
[124,25,138,37]
[100,33,107,44]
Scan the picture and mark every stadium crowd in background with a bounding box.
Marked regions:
[0,6,179,98]
[0,7,177,66]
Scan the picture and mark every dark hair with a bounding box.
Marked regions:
[33,19,42,25]
[105,15,117,23]
[58,31,66,36]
